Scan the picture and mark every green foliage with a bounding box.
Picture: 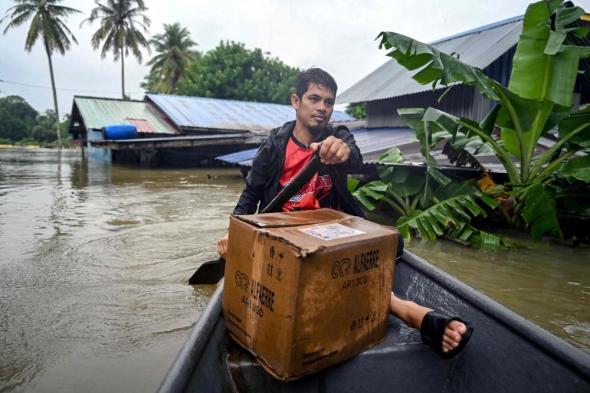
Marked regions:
[1,0,81,148]
[517,183,562,240]
[83,0,151,97]
[1,0,81,54]
[15,137,38,146]
[345,102,367,119]
[176,41,301,104]
[143,22,199,94]
[347,177,360,192]
[84,0,150,61]
[560,155,590,182]
[0,95,38,141]
[32,110,60,143]
[508,1,589,107]
[353,144,504,247]
[396,193,498,242]
[0,96,70,145]
[377,0,590,241]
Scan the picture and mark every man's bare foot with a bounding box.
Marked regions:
[442,320,468,353]
[389,293,473,358]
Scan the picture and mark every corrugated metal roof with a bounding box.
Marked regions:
[352,128,416,162]
[125,118,157,133]
[146,94,354,135]
[337,16,523,104]
[216,148,257,167]
[215,127,417,167]
[217,125,557,174]
[73,96,179,134]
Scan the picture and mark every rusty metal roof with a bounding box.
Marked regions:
[72,96,179,134]
[337,16,523,104]
[146,94,355,135]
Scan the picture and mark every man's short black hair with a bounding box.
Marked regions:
[295,68,337,98]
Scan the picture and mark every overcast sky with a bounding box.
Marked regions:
[1,0,589,116]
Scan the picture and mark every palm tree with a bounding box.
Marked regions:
[82,0,151,99]
[147,22,198,94]
[1,0,81,148]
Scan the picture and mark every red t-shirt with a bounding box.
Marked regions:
[280,137,333,211]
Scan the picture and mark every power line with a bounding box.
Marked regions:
[0,78,144,95]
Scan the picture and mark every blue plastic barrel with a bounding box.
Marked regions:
[102,124,138,140]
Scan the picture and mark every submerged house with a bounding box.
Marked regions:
[69,96,181,164]
[69,94,354,167]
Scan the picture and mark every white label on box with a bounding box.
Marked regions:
[299,223,366,241]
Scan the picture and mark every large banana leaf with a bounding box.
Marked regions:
[397,109,453,168]
[377,146,405,163]
[560,155,590,182]
[509,1,590,107]
[420,107,520,182]
[379,1,590,183]
[447,225,507,250]
[375,146,406,183]
[398,107,453,208]
[397,108,437,167]
[504,1,590,174]
[519,183,563,239]
[396,193,498,241]
[528,107,590,178]
[353,180,386,212]
[376,32,501,102]
[559,106,590,149]
[378,28,537,181]
[376,0,590,242]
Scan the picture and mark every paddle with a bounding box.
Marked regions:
[189,153,322,285]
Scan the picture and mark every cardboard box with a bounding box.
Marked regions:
[222,209,398,381]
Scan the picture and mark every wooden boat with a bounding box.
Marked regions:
[158,250,590,393]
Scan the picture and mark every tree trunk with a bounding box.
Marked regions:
[45,42,62,149]
[121,46,126,99]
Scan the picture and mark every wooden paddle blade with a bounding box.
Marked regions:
[188,258,226,285]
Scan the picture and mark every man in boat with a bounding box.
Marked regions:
[218,68,472,358]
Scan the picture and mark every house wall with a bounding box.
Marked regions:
[366,84,491,128]
[87,129,112,162]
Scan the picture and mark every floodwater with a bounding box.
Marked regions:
[0,148,589,392]
[1,148,243,393]
[407,238,590,350]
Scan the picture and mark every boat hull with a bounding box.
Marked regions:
[158,251,590,393]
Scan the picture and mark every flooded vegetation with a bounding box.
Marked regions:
[0,148,588,392]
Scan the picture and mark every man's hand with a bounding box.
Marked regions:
[217,232,229,259]
[310,136,350,165]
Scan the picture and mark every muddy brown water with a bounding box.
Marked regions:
[1,148,588,392]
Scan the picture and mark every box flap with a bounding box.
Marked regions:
[236,209,347,228]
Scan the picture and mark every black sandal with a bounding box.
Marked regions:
[420,311,473,359]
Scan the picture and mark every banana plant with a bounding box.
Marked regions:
[377,0,590,240]
[353,136,502,248]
